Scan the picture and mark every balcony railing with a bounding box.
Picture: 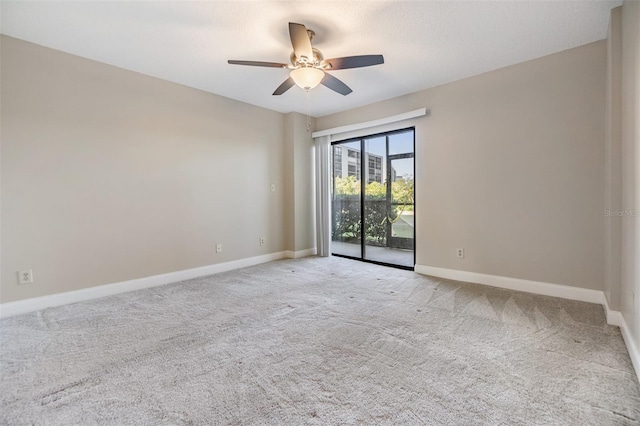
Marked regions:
[332,197,413,249]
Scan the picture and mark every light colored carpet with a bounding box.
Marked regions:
[1,256,639,425]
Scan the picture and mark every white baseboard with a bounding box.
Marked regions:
[414,264,604,304]
[602,293,623,327]
[0,251,289,319]
[602,295,640,383]
[284,248,317,259]
[416,264,640,383]
[618,314,640,384]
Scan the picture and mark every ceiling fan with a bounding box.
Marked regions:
[228,22,384,96]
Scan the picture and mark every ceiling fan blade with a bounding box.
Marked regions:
[228,60,288,68]
[273,77,296,95]
[321,73,352,96]
[289,22,313,61]
[323,55,384,70]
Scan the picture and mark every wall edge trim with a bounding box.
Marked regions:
[414,264,604,304]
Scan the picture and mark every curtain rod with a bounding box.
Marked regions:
[311,108,427,139]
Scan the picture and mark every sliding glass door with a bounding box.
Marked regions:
[331,140,362,258]
[331,128,415,269]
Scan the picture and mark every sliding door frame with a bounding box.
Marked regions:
[331,127,416,270]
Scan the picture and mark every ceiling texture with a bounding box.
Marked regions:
[0,1,621,117]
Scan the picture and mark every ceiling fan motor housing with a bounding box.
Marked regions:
[290,48,324,68]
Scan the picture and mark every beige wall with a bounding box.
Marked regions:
[1,36,286,303]
[283,114,296,251]
[318,41,606,290]
[292,113,316,252]
[605,7,623,310]
[0,33,613,304]
[283,112,316,253]
[619,0,640,353]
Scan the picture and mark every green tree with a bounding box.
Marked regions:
[334,175,359,195]
[335,176,390,199]
[392,177,414,212]
[366,181,386,199]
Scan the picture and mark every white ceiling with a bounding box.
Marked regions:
[0,1,620,117]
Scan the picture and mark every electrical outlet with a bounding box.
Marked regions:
[456,248,464,259]
[270,183,276,192]
[18,269,33,285]
[216,244,222,253]
[260,237,265,246]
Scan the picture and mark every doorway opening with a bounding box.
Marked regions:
[331,128,415,269]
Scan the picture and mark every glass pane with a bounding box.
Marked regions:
[390,158,414,204]
[331,141,361,258]
[388,131,414,156]
[364,137,388,253]
[389,156,414,263]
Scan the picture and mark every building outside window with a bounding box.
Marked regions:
[335,147,382,183]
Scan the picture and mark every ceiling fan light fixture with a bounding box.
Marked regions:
[290,67,324,91]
